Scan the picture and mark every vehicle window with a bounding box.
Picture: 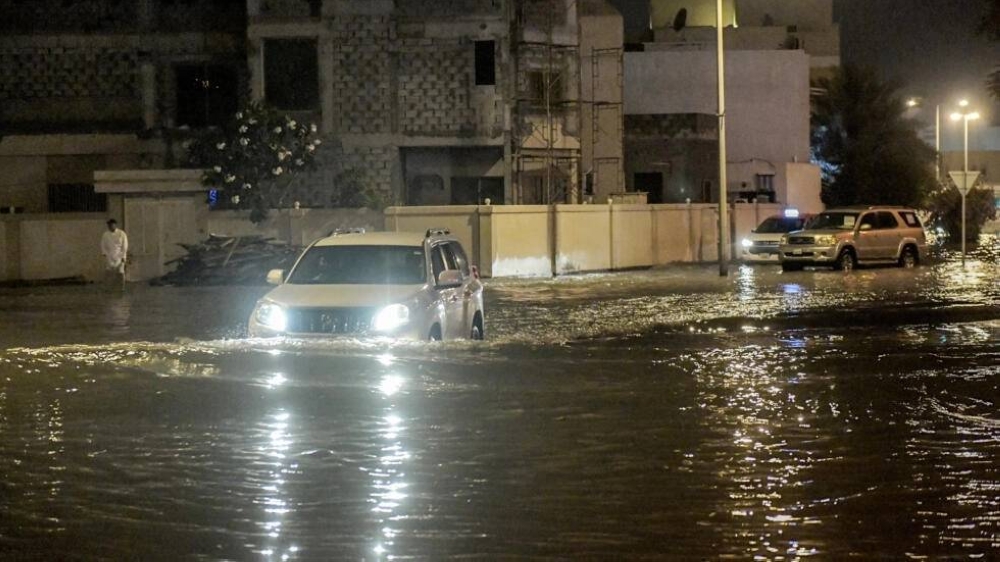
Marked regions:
[806,212,858,230]
[448,242,471,276]
[859,213,877,230]
[899,211,922,228]
[877,212,898,229]
[287,245,426,285]
[439,244,459,271]
[755,217,803,233]
[430,245,446,282]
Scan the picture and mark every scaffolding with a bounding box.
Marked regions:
[586,45,623,197]
[508,0,582,205]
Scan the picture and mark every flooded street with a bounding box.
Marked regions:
[1,243,998,560]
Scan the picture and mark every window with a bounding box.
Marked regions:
[899,211,922,228]
[287,246,426,285]
[431,245,446,282]
[859,213,877,230]
[474,40,496,86]
[527,71,562,104]
[755,174,775,193]
[876,211,899,230]
[447,242,470,276]
[264,38,319,111]
[175,64,238,128]
[47,184,106,213]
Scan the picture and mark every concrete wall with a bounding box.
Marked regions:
[579,0,625,200]
[0,214,107,281]
[385,202,785,277]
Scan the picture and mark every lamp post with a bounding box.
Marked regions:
[950,100,980,266]
[716,0,729,276]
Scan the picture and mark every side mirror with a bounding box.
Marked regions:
[266,269,285,285]
[859,223,873,231]
[436,269,463,288]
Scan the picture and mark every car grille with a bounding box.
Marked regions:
[286,307,375,334]
[751,240,780,247]
[787,236,814,245]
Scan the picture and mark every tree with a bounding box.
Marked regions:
[811,66,937,208]
[925,180,997,241]
[186,101,322,223]
[982,0,1000,99]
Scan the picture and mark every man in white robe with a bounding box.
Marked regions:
[100,219,128,289]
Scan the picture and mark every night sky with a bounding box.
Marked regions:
[610,0,1000,124]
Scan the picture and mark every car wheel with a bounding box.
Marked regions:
[428,324,442,342]
[471,313,485,341]
[781,262,802,272]
[898,247,918,268]
[836,249,856,272]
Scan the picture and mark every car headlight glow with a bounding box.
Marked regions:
[741,238,753,248]
[255,302,287,332]
[372,304,409,332]
[814,235,837,246]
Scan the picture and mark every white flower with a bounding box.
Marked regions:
[306,144,315,152]
[231,195,240,204]
[273,126,282,134]
[288,120,297,129]
[235,112,243,120]
[216,142,226,150]
[309,123,317,133]
[224,174,236,183]
[213,166,222,173]
[278,151,288,161]
[313,138,322,145]
[238,125,248,133]
[242,183,251,190]
[295,159,304,166]
[272,167,283,176]
[248,118,257,125]
[239,137,249,146]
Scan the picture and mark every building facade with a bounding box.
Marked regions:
[620,0,836,211]
[0,0,625,213]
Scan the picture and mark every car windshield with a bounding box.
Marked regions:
[756,216,804,233]
[806,212,859,230]
[287,245,426,285]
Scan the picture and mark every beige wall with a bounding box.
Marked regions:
[0,215,108,281]
[385,202,785,277]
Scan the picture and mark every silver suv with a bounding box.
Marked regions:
[779,206,928,272]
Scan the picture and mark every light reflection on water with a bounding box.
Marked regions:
[0,319,997,559]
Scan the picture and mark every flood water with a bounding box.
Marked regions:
[1,242,998,560]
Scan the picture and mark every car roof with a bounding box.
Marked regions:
[313,231,428,247]
[824,206,913,212]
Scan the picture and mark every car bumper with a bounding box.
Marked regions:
[778,245,839,263]
[741,250,781,262]
[247,320,425,340]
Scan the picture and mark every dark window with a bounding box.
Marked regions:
[859,213,877,230]
[755,174,775,192]
[264,38,319,111]
[47,184,107,213]
[877,211,899,229]
[287,245,426,285]
[438,244,459,271]
[175,64,238,128]
[634,172,663,203]
[474,40,496,85]
[527,71,562,104]
[450,177,503,205]
[431,246,446,282]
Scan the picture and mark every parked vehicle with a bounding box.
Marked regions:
[778,206,928,272]
[248,229,485,340]
[741,210,811,263]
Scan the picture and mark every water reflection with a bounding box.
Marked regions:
[369,370,411,559]
[255,409,298,559]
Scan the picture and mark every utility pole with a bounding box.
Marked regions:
[716,0,729,276]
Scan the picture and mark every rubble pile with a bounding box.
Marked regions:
[152,235,300,286]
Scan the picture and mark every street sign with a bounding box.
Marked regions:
[948,171,980,196]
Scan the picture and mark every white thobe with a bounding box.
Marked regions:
[101,229,129,273]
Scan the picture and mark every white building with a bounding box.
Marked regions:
[621,0,838,212]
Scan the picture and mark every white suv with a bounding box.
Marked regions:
[248,229,485,340]
[779,206,928,272]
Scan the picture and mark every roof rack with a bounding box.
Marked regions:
[425,227,451,238]
[329,227,366,236]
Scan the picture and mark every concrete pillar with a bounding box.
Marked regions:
[140,61,158,131]
[319,37,336,134]
[248,37,265,101]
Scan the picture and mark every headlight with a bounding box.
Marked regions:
[372,304,409,332]
[255,302,287,332]
[741,238,753,248]
[814,235,837,246]
[780,236,789,245]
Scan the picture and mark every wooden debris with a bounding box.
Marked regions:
[151,234,301,286]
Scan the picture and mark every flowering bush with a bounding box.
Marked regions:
[187,101,322,223]
[925,180,997,242]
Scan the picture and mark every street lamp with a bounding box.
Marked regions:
[949,100,980,266]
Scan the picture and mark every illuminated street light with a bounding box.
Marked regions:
[949,103,980,266]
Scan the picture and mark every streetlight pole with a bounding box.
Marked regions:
[716,0,729,276]
[950,100,980,267]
